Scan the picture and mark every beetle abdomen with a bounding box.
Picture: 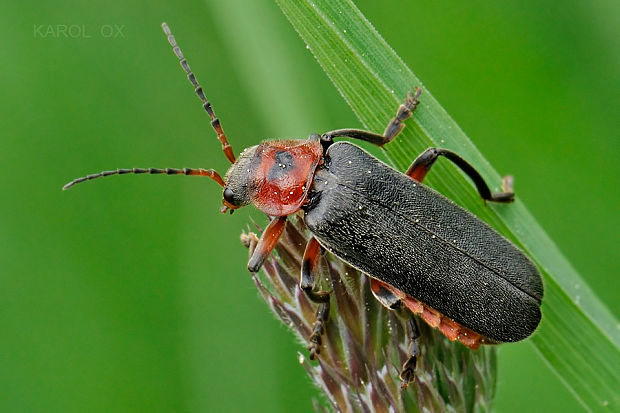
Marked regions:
[304,142,543,342]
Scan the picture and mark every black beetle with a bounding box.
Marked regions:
[64,23,543,387]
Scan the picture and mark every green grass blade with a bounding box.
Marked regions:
[275,0,620,410]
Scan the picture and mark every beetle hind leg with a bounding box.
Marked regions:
[370,277,401,309]
[400,317,420,389]
[406,148,515,203]
[301,237,331,359]
[370,278,420,387]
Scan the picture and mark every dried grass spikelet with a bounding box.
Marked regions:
[241,214,497,412]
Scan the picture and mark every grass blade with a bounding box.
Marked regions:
[275,0,620,410]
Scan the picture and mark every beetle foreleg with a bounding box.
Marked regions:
[400,316,420,389]
[247,216,287,272]
[406,148,515,202]
[320,88,422,148]
[301,237,331,359]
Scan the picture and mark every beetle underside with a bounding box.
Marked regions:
[381,282,490,349]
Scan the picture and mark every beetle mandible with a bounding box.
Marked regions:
[64,23,543,387]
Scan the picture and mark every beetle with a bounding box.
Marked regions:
[64,22,543,387]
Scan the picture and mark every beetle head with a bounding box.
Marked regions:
[222,145,259,211]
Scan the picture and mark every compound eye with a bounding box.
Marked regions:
[223,187,236,205]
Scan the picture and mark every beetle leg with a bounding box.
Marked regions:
[247,216,287,272]
[400,316,420,389]
[321,88,422,148]
[382,88,423,142]
[301,237,329,302]
[308,302,330,360]
[301,237,331,359]
[406,148,515,202]
[370,278,420,387]
[370,277,401,309]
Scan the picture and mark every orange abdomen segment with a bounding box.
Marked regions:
[389,285,487,349]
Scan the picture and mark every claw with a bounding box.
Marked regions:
[399,355,417,388]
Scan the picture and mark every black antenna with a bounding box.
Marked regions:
[62,23,236,192]
[63,167,225,190]
[161,22,236,163]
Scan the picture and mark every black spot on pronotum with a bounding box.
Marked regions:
[268,150,296,181]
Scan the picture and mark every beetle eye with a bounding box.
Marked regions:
[223,187,235,204]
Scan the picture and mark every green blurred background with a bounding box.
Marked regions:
[1,0,618,411]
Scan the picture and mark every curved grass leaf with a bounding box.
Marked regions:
[275,0,620,411]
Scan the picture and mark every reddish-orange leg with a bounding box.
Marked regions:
[370,278,401,309]
[247,216,288,273]
[300,236,330,359]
